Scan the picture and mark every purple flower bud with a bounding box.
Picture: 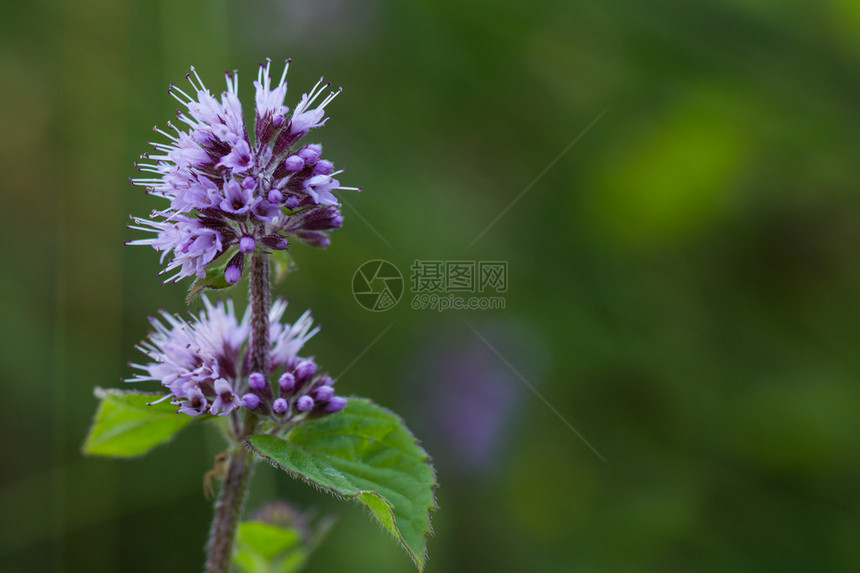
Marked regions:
[297,144,321,165]
[278,372,296,393]
[283,195,300,209]
[267,189,283,204]
[272,113,285,128]
[273,397,288,414]
[302,206,343,230]
[241,393,261,409]
[225,265,241,284]
[312,159,334,175]
[295,395,314,412]
[249,372,267,392]
[313,384,335,401]
[242,176,256,190]
[324,396,347,413]
[294,360,316,383]
[261,234,289,250]
[239,236,256,253]
[283,155,304,172]
[296,230,330,248]
[224,252,245,284]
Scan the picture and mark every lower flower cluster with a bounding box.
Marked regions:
[130,296,345,422]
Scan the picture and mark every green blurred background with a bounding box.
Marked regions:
[2,0,860,571]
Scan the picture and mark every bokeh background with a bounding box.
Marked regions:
[2,0,860,571]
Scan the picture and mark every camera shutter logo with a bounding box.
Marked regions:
[352,260,404,311]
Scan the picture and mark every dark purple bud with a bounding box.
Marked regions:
[273,128,300,158]
[296,230,330,248]
[323,396,347,413]
[224,252,245,284]
[283,155,304,172]
[225,252,245,284]
[295,395,314,412]
[242,176,256,190]
[239,236,256,254]
[312,159,334,175]
[302,206,343,230]
[248,372,267,392]
[261,234,289,250]
[241,393,261,409]
[294,360,316,383]
[267,189,283,204]
[313,385,335,401]
[297,144,321,165]
[273,397,288,414]
[278,372,296,393]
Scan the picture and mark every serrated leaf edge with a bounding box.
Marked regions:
[245,397,439,571]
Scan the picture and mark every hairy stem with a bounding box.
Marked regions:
[205,252,269,573]
[204,447,253,573]
[248,252,271,376]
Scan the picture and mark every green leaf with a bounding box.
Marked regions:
[82,388,194,457]
[232,521,303,573]
[233,509,335,573]
[246,398,437,571]
[187,258,234,305]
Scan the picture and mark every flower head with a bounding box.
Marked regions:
[129,60,358,283]
[130,296,345,421]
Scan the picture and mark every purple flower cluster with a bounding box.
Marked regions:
[242,361,346,421]
[130,296,345,419]
[129,60,356,283]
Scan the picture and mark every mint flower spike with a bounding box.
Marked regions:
[127,296,348,421]
[82,57,436,573]
[127,60,360,284]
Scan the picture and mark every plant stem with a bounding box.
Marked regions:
[204,446,253,573]
[248,252,271,377]
[205,252,270,573]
